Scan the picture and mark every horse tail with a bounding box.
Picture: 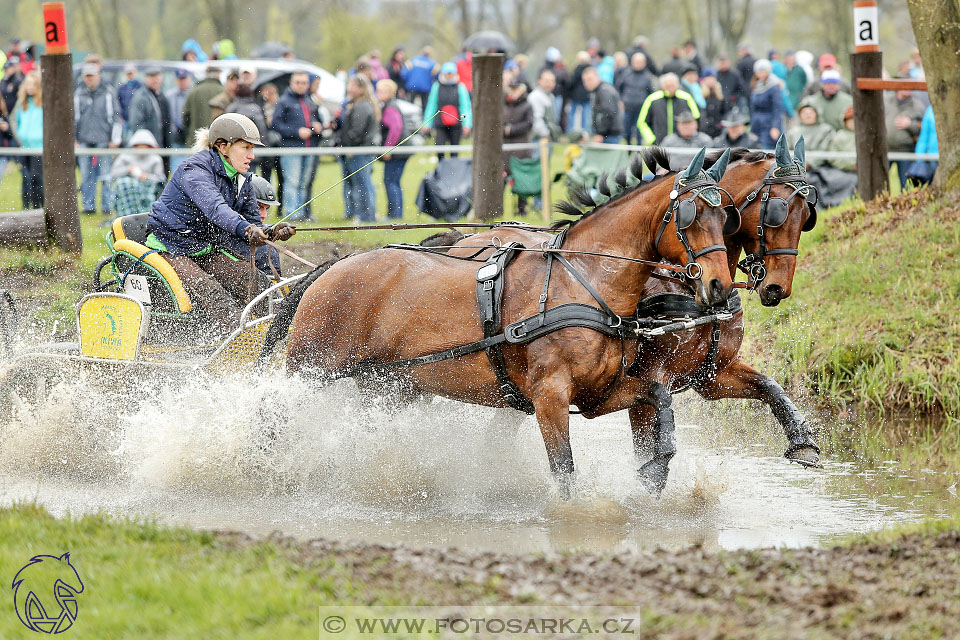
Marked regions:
[257,257,340,368]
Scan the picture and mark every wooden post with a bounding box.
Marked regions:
[41,2,81,253]
[471,54,504,221]
[850,0,888,201]
[850,53,888,201]
[539,137,551,223]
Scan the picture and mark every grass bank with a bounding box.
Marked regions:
[4,502,960,640]
[0,502,501,639]
[741,187,960,421]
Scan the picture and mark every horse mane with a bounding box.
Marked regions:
[704,147,773,167]
[552,148,675,229]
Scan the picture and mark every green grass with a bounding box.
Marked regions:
[0,502,502,639]
[740,187,960,421]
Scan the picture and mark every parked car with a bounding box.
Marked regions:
[74,58,345,114]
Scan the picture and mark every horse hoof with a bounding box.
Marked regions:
[638,460,669,498]
[785,446,823,469]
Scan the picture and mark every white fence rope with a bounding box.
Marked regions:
[0,142,939,162]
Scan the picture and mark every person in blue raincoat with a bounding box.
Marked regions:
[146,113,295,334]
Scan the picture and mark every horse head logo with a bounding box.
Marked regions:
[12,553,84,634]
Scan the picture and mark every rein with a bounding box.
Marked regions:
[294,221,555,233]
[384,243,706,281]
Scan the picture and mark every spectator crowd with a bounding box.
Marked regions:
[0,34,937,222]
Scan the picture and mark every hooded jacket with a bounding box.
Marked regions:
[111,129,164,181]
[148,148,261,257]
[787,99,834,167]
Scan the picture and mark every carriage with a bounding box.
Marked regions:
[0,213,305,410]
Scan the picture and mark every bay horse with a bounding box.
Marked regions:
[445,136,820,495]
[263,148,738,495]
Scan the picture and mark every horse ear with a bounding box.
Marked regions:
[775,134,790,167]
[706,148,731,182]
[682,147,706,178]
[794,136,806,167]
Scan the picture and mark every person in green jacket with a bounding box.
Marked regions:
[181,65,223,148]
[807,69,852,132]
[787,98,834,168]
[827,106,857,172]
[783,50,808,112]
[637,72,700,145]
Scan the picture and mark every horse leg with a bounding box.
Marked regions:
[693,358,821,467]
[533,392,575,500]
[635,381,676,498]
[628,404,656,460]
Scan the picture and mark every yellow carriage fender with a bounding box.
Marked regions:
[111,217,127,241]
[113,238,193,313]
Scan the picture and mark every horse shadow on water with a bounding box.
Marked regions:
[258,139,820,501]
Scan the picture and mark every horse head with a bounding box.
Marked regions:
[715,136,819,306]
[656,147,735,307]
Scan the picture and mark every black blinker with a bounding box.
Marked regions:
[676,198,697,230]
[765,198,789,227]
[723,205,741,236]
[802,205,817,231]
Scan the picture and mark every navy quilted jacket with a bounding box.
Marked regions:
[148,149,261,257]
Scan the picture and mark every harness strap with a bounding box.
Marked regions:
[552,253,620,319]
[669,317,723,395]
[692,244,727,259]
[335,334,508,379]
[476,242,537,415]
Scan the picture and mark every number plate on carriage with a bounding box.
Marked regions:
[123,274,152,304]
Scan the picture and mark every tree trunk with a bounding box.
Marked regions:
[907,0,960,190]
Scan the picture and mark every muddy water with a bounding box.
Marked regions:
[0,369,955,554]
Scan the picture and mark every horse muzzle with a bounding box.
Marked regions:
[696,276,731,308]
[758,283,787,306]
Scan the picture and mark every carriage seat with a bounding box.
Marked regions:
[108,214,193,314]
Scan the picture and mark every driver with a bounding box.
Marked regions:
[146,113,295,335]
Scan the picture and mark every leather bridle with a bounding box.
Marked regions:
[655,171,739,282]
[737,162,819,288]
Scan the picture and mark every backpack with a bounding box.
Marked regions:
[393,99,424,145]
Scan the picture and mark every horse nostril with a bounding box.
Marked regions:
[765,284,784,300]
[709,278,726,303]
